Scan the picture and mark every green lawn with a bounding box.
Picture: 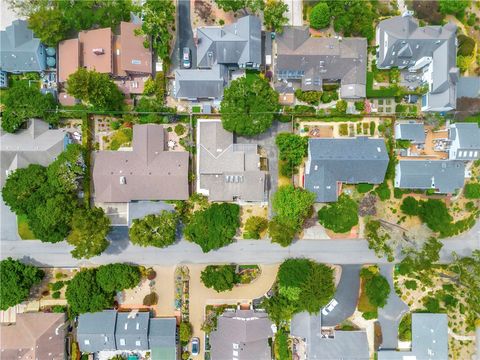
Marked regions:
[17,214,35,240]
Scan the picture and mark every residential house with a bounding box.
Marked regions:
[92,124,189,203]
[395,160,465,194]
[58,21,152,101]
[394,121,425,144]
[174,15,262,100]
[290,312,369,360]
[196,119,266,202]
[305,137,389,202]
[448,123,480,160]
[0,119,69,240]
[209,310,274,360]
[378,313,448,360]
[77,310,178,359]
[0,312,66,360]
[376,15,458,112]
[0,20,46,73]
[275,26,367,99]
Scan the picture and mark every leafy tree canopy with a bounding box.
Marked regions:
[438,0,470,15]
[200,265,239,292]
[1,82,58,133]
[66,68,124,111]
[272,185,316,231]
[361,266,390,308]
[464,183,480,199]
[0,258,44,310]
[263,0,289,32]
[214,0,264,13]
[47,144,85,193]
[243,216,268,239]
[419,199,453,233]
[275,133,308,176]
[221,76,279,136]
[129,211,178,248]
[309,2,331,29]
[318,194,358,233]
[179,322,193,344]
[67,207,111,259]
[95,264,141,293]
[400,196,420,216]
[268,217,296,247]
[184,203,240,252]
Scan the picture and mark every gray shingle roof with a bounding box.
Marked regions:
[149,318,177,360]
[291,312,369,360]
[115,312,150,350]
[305,137,389,202]
[77,310,117,353]
[276,27,367,98]
[394,122,425,143]
[376,15,457,111]
[210,310,273,360]
[378,313,448,360]
[0,19,46,72]
[174,65,226,99]
[196,119,266,202]
[450,123,480,149]
[395,160,465,194]
[457,77,480,98]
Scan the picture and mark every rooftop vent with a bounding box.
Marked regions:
[120,176,126,185]
[92,48,105,55]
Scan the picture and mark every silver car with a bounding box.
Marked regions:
[182,47,191,69]
[191,337,200,356]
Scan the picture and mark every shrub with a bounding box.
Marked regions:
[268,218,296,247]
[110,121,121,130]
[375,182,391,201]
[399,313,412,341]
[274,327,291,360]
[200,265,239,292]
[243,216,268,239]
[357,183,374,193]
[423,296,441,313]
[50,281,64,291]
[309,2,331,29]
[318,195,358,233]
[355,101,365,111]
[339,123,348,136]
[143,292,159,306]
[362,310,378,320]
[404,280,417,290]
[52,291,61,299]
[464,183,480,199]
[336,100,347,114]
[457,34,476,57]
[418,199,453,234]
[365,273,390,308]
[294,89,322,105]
[179,322,192,345]
[369,121,376,136]
[174,124,186,136]
[394,188,404,199]
[401,196,420,216]
[321,92,332,103]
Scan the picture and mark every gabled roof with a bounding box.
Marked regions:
[78,27,113,74]
[77,310,117,352]
[117,22,152,75]
[449,123,480,149]
[394,122,425,143]
[276,27,367,98]
[92,124,189,202]
[379,313,448,360]
[210,310,273,360]
[115,312,150,350]
[196,119,266,202]
[305,137,389,202]
[0,312,66,360]
[149,318,177,360]
[291,312,369,360]
[174,65,226,99]
[395,160,465,194]
[0,19,45,72]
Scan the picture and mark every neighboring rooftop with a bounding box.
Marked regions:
[305,137,389,202]
[376,15,458,112]
[77,310,117,353]
[290,312,369,360]
[276,26,367,99]
[395,160,465,194]
[174,65,226,99]
[92,124,189,203]
[448,123,480,160]
[210,309,274,360]
[0,19,46,73]
[149,318,178,360]
[378,313,448,360]
[394,121,425,143]
[457,77,480,99]
[0,312,66,360]
[196,119,266,202]
[115,311,150,350]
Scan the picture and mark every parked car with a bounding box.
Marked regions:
[183,47,191,69]
[191,337,200,356]
[321,298,338,316]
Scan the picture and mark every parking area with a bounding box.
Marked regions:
[96,202,129,226]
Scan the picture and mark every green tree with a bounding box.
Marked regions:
[65,269,114,315]
[263,0,288,32]
[275,133,308,176]
[0,258,44,310]
[2,164,48,215]
[418,199,452,233]
[375,182,391,201]
[298,262,335,313]
[129,211,178,248]
[47,144,85,193]
[335,100,347,114]
[309,2,330,29]
[318,194,358,233]
[221,76,279,136]
[184,203,240,252]
[27,6,68,45]
[243,216,268,239]
[438,0,470,16]
[136,0,175,62]
[274,328,291,360]
[268,217,296,247]
[95,264,141,293]
[328,0,378,41]
[365,220,394,262]
[2,82,58,133]
[179,322,193,344]
[200,265,239,292]
[400,196,420,216]
[365,274,390,308]
[214,0,264,13]
[261,294,296,324]
[66,68,124,110]
[272,185,316,231]
[67,207,111,259]
[464,183,480,199]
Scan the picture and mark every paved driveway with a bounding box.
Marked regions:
[172,0,196,70]
[378,264,409,349]
[237,121,292,217]
[322,264,362,326]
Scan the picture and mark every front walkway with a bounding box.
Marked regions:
[378,264,409,350]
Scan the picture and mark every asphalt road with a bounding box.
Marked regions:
[172,0,196,70]
[322,264,362,326]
